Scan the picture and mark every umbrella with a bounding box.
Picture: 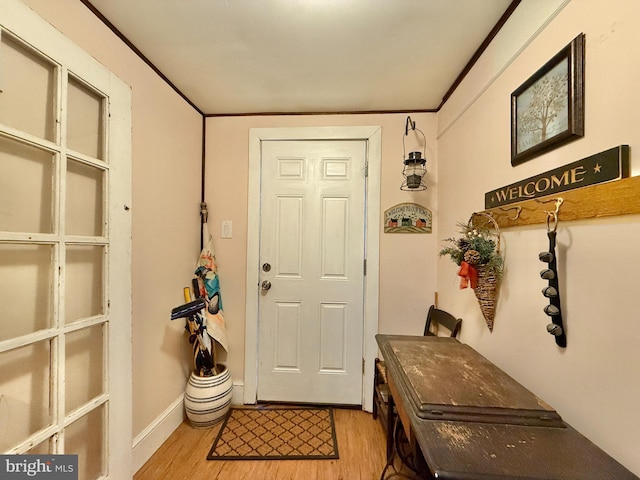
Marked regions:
[194,222,229,361]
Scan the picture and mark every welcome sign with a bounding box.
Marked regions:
[485,146,629,209]
[384,203,432,233]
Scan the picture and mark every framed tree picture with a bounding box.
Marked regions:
[511,33,585,166]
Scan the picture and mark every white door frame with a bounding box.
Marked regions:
[245,126,380,411]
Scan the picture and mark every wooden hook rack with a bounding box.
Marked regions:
[482,175,640,229]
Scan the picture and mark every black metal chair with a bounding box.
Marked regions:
[423,304,462,338]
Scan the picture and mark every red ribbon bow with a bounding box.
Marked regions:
[458,261,478,289]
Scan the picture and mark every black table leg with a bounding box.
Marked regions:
[386,393,395,464]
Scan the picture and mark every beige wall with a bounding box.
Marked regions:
[205,113,439,378]
[16,0,640,476]
[21,0,204,439]
[437,0,640,475]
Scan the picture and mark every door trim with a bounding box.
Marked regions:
[245,126,381,411]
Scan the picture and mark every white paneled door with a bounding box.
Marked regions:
[257,140,366,404]
[0,2,132,479]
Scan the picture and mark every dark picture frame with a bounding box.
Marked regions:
[511,33,585,166]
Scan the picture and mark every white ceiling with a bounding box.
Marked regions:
[85,0,515,115]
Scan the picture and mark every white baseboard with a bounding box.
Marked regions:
[232,380,245,405]
[132,394,185,474]
[131,380,247,474]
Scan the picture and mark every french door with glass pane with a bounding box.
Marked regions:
[0,2,132,478]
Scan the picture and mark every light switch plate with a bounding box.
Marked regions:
[221,220,232,238]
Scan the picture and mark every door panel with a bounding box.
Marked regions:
[276,196,303,277]
[319,303,348,372]
[257,140,366,405]
[0,341,51,452]
[0,244,53,340]
[321,197,349,277]
[65,159,104,236]
[274,302,302,370]
[0,32,55,141]
[0,136,55,234]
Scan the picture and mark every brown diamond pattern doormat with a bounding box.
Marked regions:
[207,407,339,460]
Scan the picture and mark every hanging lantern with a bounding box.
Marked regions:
[400,116,427,191]
[402,151,427,190]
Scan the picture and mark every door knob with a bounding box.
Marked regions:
[261,280,272,291]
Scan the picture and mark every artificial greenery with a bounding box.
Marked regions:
[439,221,504,280]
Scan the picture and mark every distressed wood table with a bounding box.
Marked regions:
[376,334,638,480]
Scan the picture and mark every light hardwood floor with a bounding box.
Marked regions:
[134,408,389,480]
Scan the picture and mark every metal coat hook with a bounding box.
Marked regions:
[499,205,522,221]
[536,197,563,232]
